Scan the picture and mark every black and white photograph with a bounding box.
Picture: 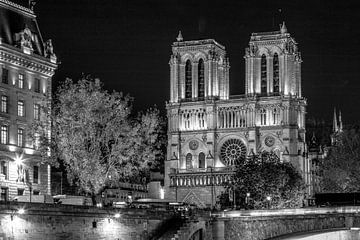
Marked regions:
[0,0,360,239]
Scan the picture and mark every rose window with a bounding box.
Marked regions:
[220,139,247,166]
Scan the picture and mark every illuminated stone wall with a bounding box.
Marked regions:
[0,203,175,240]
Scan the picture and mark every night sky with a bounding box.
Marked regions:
[29,0,360,124]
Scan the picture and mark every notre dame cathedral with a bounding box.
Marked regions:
[164,23,309,208]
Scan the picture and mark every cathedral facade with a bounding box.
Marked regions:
[164,24,309,208]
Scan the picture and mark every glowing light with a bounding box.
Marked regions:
[17,208,25,214]
[160,188,165,199]
[14,155,23,165]
[96,203,102,208]
[24,148,35,155]
[114,213,120,218]
[266,196,271,201]
[8,146,16,152]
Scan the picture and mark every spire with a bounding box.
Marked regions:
[333,108,338,133]
[176,31,183,42]
[311,132,316,145]
[280,21,287,34]
[339,110,343,132]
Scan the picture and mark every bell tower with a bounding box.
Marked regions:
[169,31,230,103]
[244,22,302,97]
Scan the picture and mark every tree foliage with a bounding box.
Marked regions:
[33,78,165,198]
[222,152,305,209]
[319,127,360,193]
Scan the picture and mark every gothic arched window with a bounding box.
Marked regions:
[260,108,267,126]
[273,53,279,93]
[185,60,192,99]
[198,59,205,98]
[186,153,192,169]
[273,108,280,125]
[198,152,205,169]
[261,54,267,94]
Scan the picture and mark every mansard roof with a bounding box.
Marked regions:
[0,0,45,56]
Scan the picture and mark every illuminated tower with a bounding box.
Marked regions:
[0,1,57,201]
[165,24,308,207]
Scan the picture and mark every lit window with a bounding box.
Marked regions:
[18,74,24,89]
[17,128,24,147]
[0,187,8,201]
[18,100,24,117]
[185,60,192,99]
[261,54,267,94]
[0,125,8,144]
[34,78,40,93]
[33,166,39,184]
[1,161,8,180]
[34,104,40,120]
[2,68,8,84]
[34,132,40,149]
[273,53,279,93]
[198,59,205,98]
[260,109,267,126]
[1,96,8,113]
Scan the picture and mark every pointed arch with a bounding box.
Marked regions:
[186,153,193,169]
[261,54,267,94]
[198,152,205,169]
[185,60,192,99]
[273,53,279,93]
[198,59,205,98]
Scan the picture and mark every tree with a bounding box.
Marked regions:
[32,77,165,203]
[319,127,360,192]
[221,152,305,209]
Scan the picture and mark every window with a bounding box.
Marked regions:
[2,68,8,84]
[198,59,205,98]
[33,166,39,184]
[17,128,24,147]
[185,60,192,99]
[18,73,24,89]
[186,153,192,169]
[198,152,205,169]
[0,125,8,144]
[272,108,280,125]
[18,100,24,116]
[34,132,40,149]
[260,109,267,126]
[273,53,279,93]
[33,190,40,195]
[1,96,8,113]
[0,187,8,201]
[0,161,8,180]
[17,189,24,196]
[34,104,40,120]
[34,78,40,93]
[261,54,267,94]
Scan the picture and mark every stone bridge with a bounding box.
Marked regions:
[1,202,360,239]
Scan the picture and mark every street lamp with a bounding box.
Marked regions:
[245,193,250,209]
[266,196,272,209]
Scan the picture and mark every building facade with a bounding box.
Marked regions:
[0,1,57,201]
[164,24,309,208]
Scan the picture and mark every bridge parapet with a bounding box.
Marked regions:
[211,206,360,240]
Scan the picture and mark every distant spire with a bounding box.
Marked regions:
[280,21,287,34]
[311,132,316,144]
[333,108,338,132]
[176,31,183,42]
[339,110,343,132]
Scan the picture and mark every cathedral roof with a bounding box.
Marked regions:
[0,0,45,56]
[172,38,225,50]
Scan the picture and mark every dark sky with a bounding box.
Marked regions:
[29,0,360,124]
